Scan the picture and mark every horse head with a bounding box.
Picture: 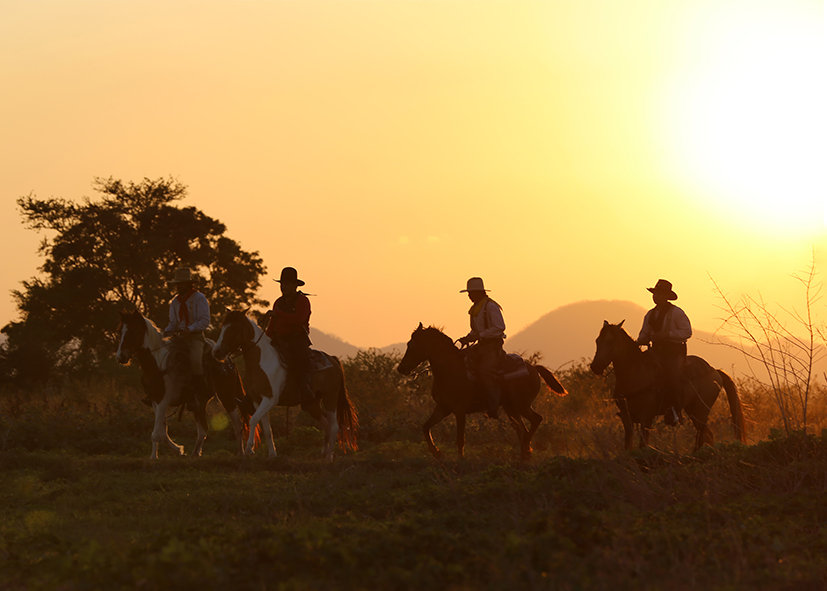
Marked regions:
[590,319,631,375]
[213,309,255,361]
[397,323,455,375]
[116,310,149,364]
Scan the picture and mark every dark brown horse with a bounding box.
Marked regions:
[590,320,746,450]
[397,324,568,460]
[116,310,253,458]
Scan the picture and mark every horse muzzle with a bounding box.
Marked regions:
[589,360,607,376]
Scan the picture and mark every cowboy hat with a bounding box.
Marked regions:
[647,279,678,300]
[460,277,489,293]
[167,267,198,285]
[274,267,305,287]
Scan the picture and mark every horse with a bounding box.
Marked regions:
[590,320,746,451]
[211,309,358,461]
[396,324,568,461]
[115,310,253,459]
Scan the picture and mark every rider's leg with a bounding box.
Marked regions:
[478,339,502,419]
[661,343,686,426]
[187,335,209,411]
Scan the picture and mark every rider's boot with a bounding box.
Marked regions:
[482,381,500,419]
[299,374,315,412]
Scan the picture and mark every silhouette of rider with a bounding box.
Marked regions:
[457,277,506,419]
[636,279,692,426]
[265,267,315,411]
[163,266,211,411]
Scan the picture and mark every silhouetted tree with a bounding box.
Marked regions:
[0,177,267,384]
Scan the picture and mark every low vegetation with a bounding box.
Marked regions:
[1,353,826,590]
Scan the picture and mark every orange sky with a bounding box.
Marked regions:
[1,0,824,349]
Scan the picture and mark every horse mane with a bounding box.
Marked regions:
[224,309,267,344]
[139,315,177,370]
[418,325,459,351]
[604,321,645,358]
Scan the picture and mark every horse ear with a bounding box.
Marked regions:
[417,322,423,330]
[602,320,609,327]
[619,319,625,328]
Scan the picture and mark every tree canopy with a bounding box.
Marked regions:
[1,177,267,384]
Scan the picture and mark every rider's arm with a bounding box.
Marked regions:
[669,307,692,342]
[188,292,211,333]
[164,298,179,334]
[478,301,506,339]
[636,310,653,345]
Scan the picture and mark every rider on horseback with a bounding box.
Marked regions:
[164,266,211,411]
[636,279,692,426]
[457,277,506,419]
[265,267,315,412]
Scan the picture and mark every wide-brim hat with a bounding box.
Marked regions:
[460,277,489,293]
[647,279,678,300]
[275,266,305,287]
[167,266,198,285]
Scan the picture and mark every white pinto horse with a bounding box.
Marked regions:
[116,310,251,459]
[212,310,358,461]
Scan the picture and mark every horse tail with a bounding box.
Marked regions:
[333,357,359,452]
[533,364,568,396]
[718,369,746,443]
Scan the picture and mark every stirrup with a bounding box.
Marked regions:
[664,407,681,426]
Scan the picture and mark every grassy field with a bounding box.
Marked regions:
[1,360,826,590]
[2,439,826,591]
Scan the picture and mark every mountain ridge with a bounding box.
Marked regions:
[313,299,751,372]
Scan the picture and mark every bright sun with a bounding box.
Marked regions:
[666,2,826,234]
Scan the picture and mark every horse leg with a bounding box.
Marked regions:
[423,405,451,459]
[615,399,635,451]
[225,408,245,456]
[502,406,528,459]
[191,405,208,458]
[152,400,185,459]
[455,412,466,458]
[520,407,543,461]
[259,412,277,458]
[323,409,338,462]
[245,396,276,456]
[638,419,653,449]
[688,413,713,451]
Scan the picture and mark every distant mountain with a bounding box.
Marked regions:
[309,328,360,359]
[505,299,750,374]
[314,299,827,379]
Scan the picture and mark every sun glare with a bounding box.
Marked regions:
[666,4,826,234]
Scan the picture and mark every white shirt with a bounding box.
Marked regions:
[637,303,692,345]
[465,299,506,341]
[165,290,211,333]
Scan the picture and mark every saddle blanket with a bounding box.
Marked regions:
[310,349,334,372]
[500,353,530,381]
[465,352,530,382]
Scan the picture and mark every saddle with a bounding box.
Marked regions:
[270,339,333,373]
[462,348,530,382]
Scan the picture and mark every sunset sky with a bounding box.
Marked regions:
[1,0,824,349]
